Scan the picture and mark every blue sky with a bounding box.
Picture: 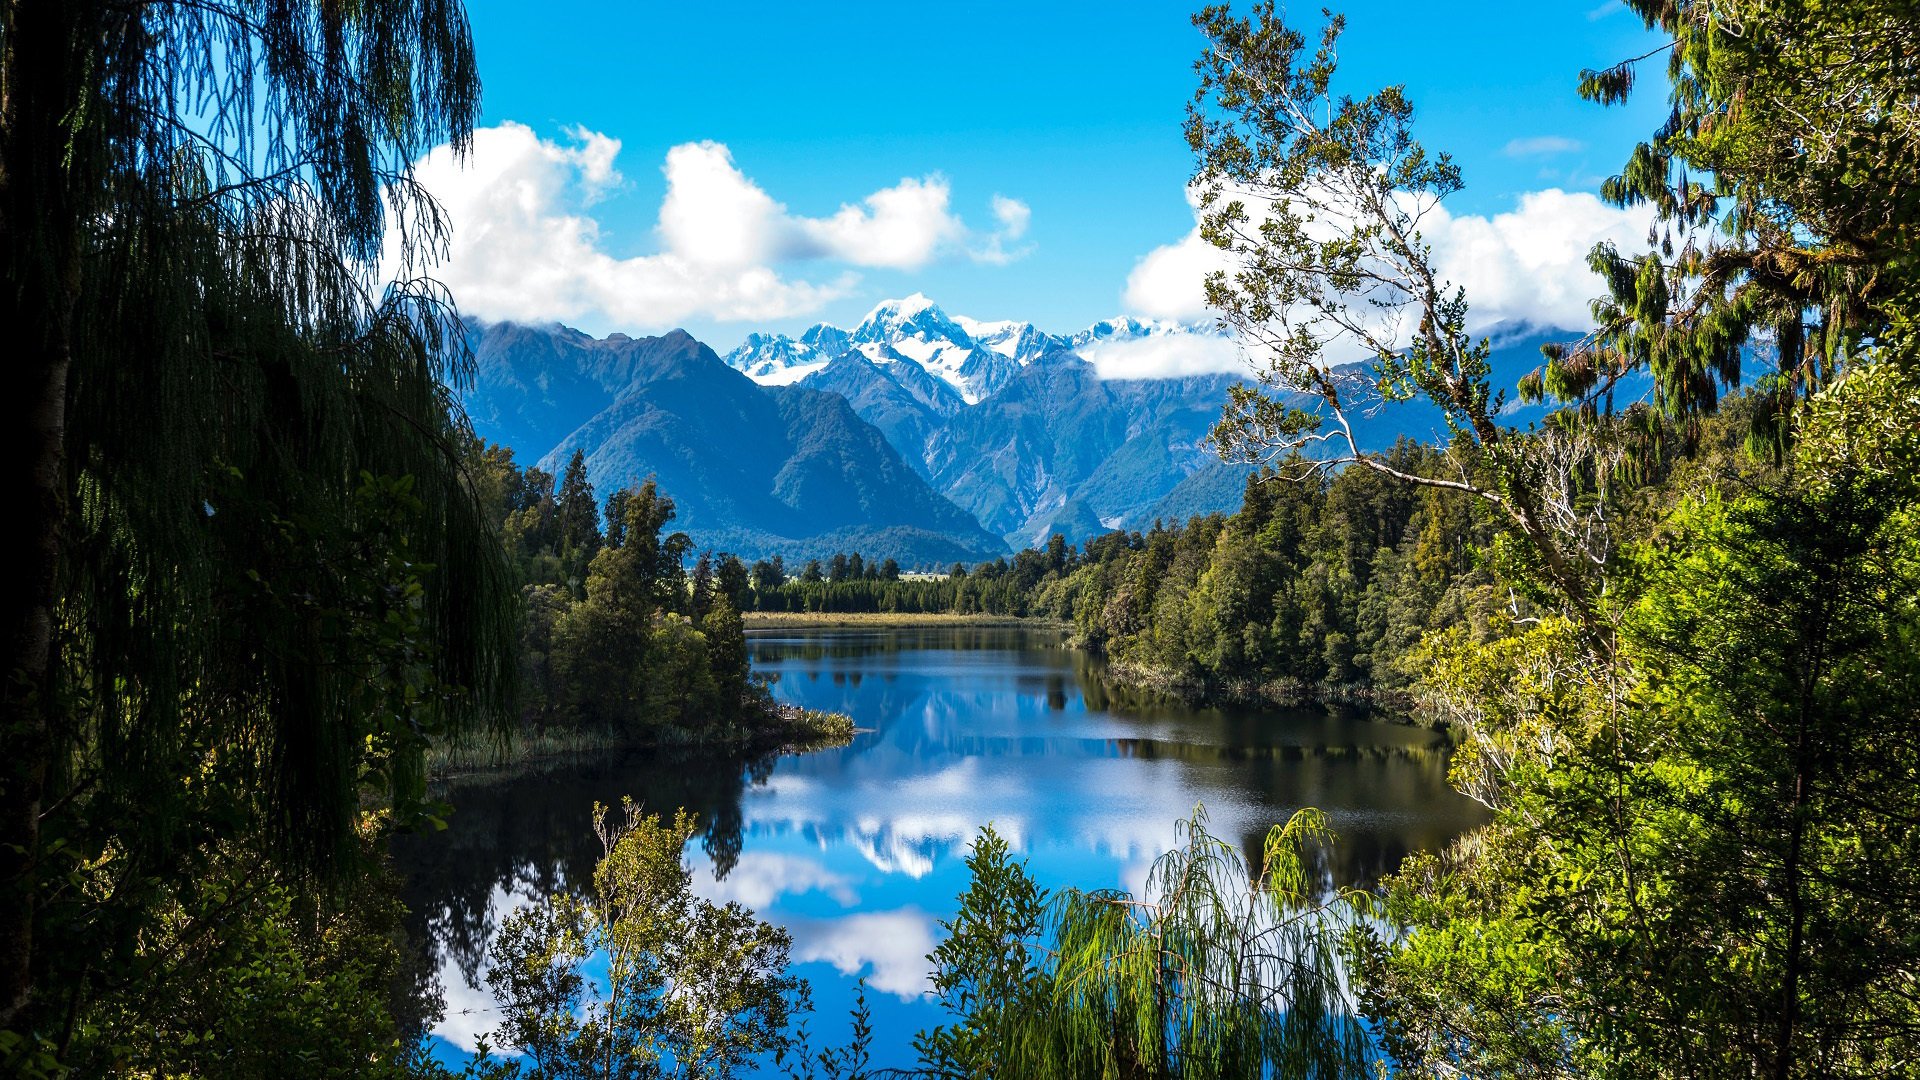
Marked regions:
[417,1,1670,349]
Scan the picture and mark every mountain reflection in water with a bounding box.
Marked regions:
[395,626,1487,1070]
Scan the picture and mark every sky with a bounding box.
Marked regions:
[403,0,1673,353]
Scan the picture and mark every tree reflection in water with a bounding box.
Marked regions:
[390,627,1486,1061]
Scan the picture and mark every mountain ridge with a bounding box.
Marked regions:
[464,300,1586,563]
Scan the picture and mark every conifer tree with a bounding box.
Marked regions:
[1531,0,1920,456]
[555,449,603,563]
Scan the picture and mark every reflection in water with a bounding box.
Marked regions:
[396,626,1486,1070]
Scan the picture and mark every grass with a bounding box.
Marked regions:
[426,726,627,776]
[744,611,1062,629]
[767,704,861,748]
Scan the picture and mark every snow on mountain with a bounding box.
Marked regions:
[955,316,1065,366]
[799,322,850,357]
[721,296,1223,402]
[1068,315,1195,349]
[722,332,824,381]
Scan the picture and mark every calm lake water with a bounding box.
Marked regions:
[397,626,1487,1070]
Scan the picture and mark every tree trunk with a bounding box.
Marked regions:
[0,0,92,1032]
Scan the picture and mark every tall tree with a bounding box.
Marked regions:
[0,0,508,1043]
[1533,0,1920,455]
[603,488,632,549]
[1188,2,1619,617]
[554,448,603,569]
[690,551,716,621]
[714,554,753,615]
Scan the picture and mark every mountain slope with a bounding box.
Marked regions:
[925,360,1249,546]
[467,322,1005,565]
[469,309,1596,563]
[460,321,709,458]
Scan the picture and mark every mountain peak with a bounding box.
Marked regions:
[859,292,938,324]
[851,293,970,348]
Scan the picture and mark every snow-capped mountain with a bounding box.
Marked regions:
[1068,315,1193,350]
[720,294,1208,404]
[468,306,1576,557]
[724,331,829,385]
[955,316,1064,366]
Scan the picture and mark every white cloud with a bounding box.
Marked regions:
[656,141,789,269]
[790,908,940,999]
[1121,185,1653,366]
[1428,188,1649,331]
[1503,135,1585,157]
[392,123,1025,332]
[992,194,1031,237]
[690,851,858,909]
[795,175,965,269]
[969,193,1035,266]
[1080,333,1244,380]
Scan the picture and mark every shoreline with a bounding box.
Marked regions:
[743,611,1068,630]
[1098,657,1420,720]
[426,703,856,782]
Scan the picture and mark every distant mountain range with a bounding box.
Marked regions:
[461,296,1574,565]
[462,323,1003,564]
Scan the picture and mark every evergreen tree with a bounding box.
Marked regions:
[554,448,602,594]
[702,599,750,711]
[715,554,753,614]
[690,551,715,621]
[603,488,631,550]
[1535,0,1920,454]
[555,449,602,555]
[750,558,786,595]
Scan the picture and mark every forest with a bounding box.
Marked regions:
[1,0,1915,1078]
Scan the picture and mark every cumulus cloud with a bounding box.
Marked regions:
[1120,184,1654,374]
[1430,188,1650,330]
[992,194,1032,237]
[1122,216,1221,323]
[392,123,1025,332]
[795,175,966,268]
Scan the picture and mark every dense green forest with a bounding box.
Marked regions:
[737,440,1505,702]
[740,408,1771,709]
[1,0,1914,1078]
[456,441,845,745]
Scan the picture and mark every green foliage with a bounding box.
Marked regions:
[0,0,510,1053]
[61,844,422,1079]
[1185,2,1606,614]
[1066,452,1505,699]
[475,800,806,1080]
[1358,358,1920,1079]
[460,443,769,744]
[915,826,1050,1076]
[918,809,1373,1079]
[1540,0,1920,452]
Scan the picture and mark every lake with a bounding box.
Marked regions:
[397,625,1487,1070]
